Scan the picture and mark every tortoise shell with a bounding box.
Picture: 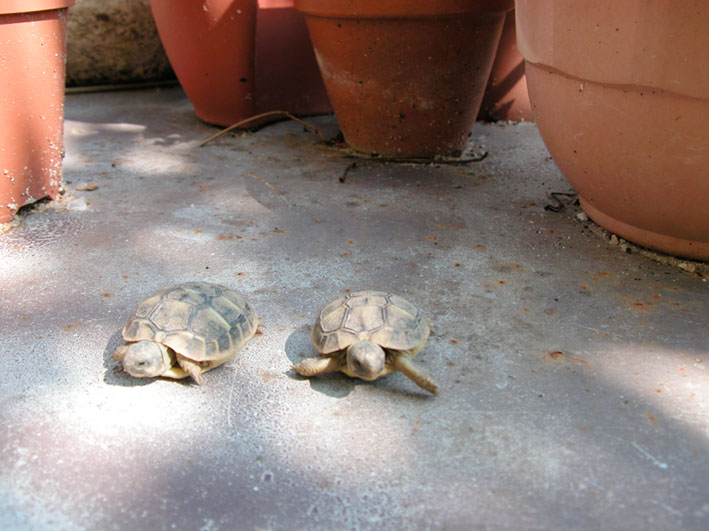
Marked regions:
[122,282,258,362]
[312,290,429,354]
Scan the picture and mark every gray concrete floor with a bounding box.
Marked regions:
[1,87,708,530]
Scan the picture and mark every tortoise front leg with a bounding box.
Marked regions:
[176,354,204,385]
[391,352,438,395]
[293,356,343,377]
[111,344,128,362]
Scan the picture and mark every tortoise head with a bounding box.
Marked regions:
[346,341,386,380]
[117,341,174,379]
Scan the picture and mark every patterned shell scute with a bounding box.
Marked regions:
[122,282,257,361]
[313,290,428,354]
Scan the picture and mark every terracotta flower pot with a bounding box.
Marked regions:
[477,10,532,122]
[149,0,258,126]
[516,0,709,260]
[255,0,331,115]
[0,0,75,224]
[294,0,514,158]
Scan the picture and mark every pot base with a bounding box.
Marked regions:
[525,62,709,262]
[581,198,709,262]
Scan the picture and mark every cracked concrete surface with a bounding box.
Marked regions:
[1,87,708,530]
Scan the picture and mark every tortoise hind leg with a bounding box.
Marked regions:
[293,356,343,377]
[391,352,438,395]
[176,354,204,385]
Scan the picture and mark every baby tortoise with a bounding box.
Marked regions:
[294,290,437,394]
[112,282,258,385]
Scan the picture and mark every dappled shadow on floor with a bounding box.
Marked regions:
[283,324,357,399]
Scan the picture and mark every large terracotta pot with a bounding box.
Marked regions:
[516,0,709,260]
[0,0,75,223]
[294,0,514,158]
[149,0,258,126]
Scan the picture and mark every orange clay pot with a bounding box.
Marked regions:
[477,10,532,122]
[255,0,331,115]
[517,0,709,260]
[294,0,514,158]
[0,0,75,223]
[150,0,257,126]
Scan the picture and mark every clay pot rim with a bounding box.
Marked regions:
[294,0,513,18]
[515,1,709,100]
[1,0,75,15]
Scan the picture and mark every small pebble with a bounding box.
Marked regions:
[66,196,87,211]
[678,262,697,273]
[609,234,619,245]
[576,212,589,222]
[75,181,99,192]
